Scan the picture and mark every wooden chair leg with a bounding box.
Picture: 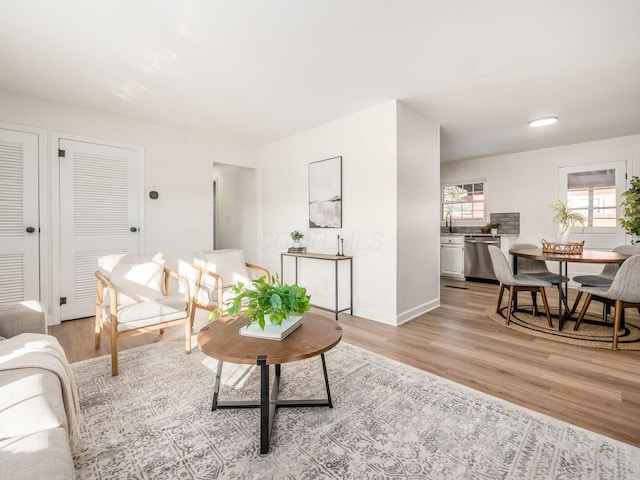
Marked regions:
[159,328,165,335]
[95,282,103,349]
[189,303,197,328]
[496,285,505,314]
[506,286,515,325]
[573,293,593,331]
[539,287,553,328]
[111,322,119,377]
[570,291,583,316]
[612,300,623,350]
[185,318,192,354]
[94,310,102,349]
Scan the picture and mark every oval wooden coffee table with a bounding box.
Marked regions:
[197,312,342,455]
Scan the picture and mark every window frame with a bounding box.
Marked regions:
[441,179,487,224]
[558,160,627,235]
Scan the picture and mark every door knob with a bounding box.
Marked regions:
[130,227,138,232]
[26,227,36,233]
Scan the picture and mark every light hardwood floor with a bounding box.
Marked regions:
[49,279,640,448]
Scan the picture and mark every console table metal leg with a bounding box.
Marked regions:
[335,260,339,320]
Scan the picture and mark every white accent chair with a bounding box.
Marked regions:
[190,249,270,323]
[95,253,192,376]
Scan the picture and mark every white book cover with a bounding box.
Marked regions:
[239,315,303,341]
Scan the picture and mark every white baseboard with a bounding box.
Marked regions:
[396,298,440,326]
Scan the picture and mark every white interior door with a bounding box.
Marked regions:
[0,128,40,304]
[59,139,142,320]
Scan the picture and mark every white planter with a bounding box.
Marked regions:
[293,242,300,249]
[557,223,571,243]
[491,228,498,235]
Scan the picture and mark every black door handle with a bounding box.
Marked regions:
[130,227,138,232]
[26,227,36,233]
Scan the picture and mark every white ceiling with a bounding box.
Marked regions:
[1,0,640,162]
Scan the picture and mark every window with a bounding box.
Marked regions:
[566,169,616,227]
[442,182,485,221]
[558,160,627,234]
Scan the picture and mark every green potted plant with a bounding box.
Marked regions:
[290,230,304,248]
[485,222,501,235]
[620,175,640,244]
[551,199,586,243]
[210,274,311,330]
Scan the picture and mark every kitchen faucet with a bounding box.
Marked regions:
[445,212,453,233]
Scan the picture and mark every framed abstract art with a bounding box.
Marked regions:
[309,156,342,228]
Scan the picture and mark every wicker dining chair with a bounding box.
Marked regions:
[488,245,554,327]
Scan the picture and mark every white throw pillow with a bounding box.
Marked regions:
[198,250,250,288]
[109,260,166,306]
[99,252,165,276]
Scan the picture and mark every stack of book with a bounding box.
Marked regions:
[239,316,303,341]
[288,247,306,253]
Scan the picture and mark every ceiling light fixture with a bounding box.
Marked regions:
[528,116,558,127]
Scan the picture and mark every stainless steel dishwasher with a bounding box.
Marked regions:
[464,236,500,283]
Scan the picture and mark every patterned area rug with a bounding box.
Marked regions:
[485,305,640,350]
[71,339,640,479]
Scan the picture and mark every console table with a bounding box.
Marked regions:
[280,252,353,320]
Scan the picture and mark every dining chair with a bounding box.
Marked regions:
[573,254,640,349]
[512,243,570,314]
[95,253,192,376]
[570,244,640,315]
[488,245,554,326]
[190,249,271,324]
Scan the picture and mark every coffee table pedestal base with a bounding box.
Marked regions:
[210,353,333,455]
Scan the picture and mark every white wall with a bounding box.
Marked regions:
[260,101,399,324]
[212,163,257,256]
[441,134,640,278]
[396,102,441,322]
[0,90,259,320]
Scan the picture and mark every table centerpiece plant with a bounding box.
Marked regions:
[209,274,311,330]
[551,199,586,243]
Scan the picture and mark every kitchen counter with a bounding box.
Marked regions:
[441,233,518,237]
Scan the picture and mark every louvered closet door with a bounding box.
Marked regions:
[0,129,39,304]
[59,139,141,320]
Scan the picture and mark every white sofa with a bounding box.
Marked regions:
[0,302,77,480]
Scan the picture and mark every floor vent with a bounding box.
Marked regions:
[445,285,470,290]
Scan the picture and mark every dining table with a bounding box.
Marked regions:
[508,246,630,331]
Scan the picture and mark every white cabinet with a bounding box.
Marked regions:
[441,236,464,280]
